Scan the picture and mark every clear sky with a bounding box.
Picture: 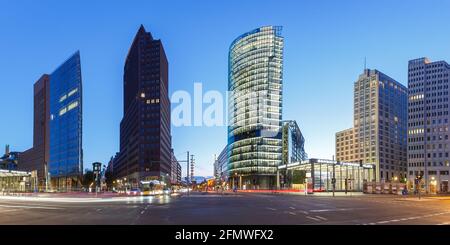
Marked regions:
[1,0,450,177]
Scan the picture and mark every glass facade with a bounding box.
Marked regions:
[282,120,307,165]
[228,26,284,189]
[0,170,34,193]
[49,52,83,184]
[278,159,375,192]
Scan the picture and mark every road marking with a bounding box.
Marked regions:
[315,216,328,221]
[288,212,296,216]
[306,216,321,221]
[96,209,102,212]
[377,221,389,224]
[140,210,145,215]
[266,207,277,211]
[361,211,450,225]
[289,207,296,210]
[0,209,16,213]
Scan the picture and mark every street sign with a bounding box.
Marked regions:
[306,172,311,178]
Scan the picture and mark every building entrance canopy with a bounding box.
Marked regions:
[0,169,31,177]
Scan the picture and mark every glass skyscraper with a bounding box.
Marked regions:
[228,26,284,189]
[49,51,83,189]
[19,52,83,191]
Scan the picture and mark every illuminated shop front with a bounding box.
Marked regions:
[0,169,35,193]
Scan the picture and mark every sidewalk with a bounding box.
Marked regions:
[204,189,366,197]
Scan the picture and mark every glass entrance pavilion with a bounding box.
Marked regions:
[278,158,375,192]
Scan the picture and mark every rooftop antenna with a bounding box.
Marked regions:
[364,57,367,71]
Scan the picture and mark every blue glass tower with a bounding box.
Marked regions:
[49,52,83,189]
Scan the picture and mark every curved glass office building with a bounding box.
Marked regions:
[228,26,284,189]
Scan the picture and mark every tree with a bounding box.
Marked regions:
[82,171,94,188]
[105,171,114,189]
[292,170,306,184]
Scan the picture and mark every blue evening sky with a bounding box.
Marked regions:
[1,0,450,177]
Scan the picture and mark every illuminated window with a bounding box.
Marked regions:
[156,99,160,103]
[59,107,67,116]
[59,94,67,103]
[68,88,78,97]
[68,101,79,111]
[141,93,145,98]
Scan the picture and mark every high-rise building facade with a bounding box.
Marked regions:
[19,52,83,190]
[228,26,284,189]
[215,146,229,186]
[407,57,450,193]
[19,75,50,189]
[49,52,83,189]
[114,25,171,187]
[335,128,356,162]
[170,149,182,185]
[336,69,408,182]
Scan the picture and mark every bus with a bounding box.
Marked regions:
[139,180,168,196]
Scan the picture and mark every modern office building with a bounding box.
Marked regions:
[407,57,450,193]
[176,161,182,184]
[0,145,19,170]
[279,120,307,187]
[336,69,408,182]
[214,146,229,186]
[170,150,182,185]
[19,75,50,189]
[19,52,83,191]
[335,128,356,162]
[228,26,284,189]
[282,120,307,165]
[48,52,83,189]
[113,25,172,187]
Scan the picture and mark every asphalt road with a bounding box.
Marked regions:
[1,192,450,225]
